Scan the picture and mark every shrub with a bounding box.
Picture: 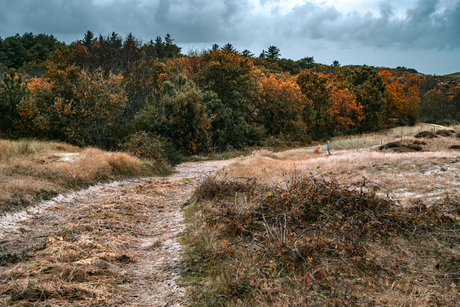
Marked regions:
[182,175,460,305]
[135,75,214,155]
[123,131,167,165]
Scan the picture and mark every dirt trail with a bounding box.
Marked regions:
[0,159,234,306]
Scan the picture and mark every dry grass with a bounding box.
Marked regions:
[0,188,156,305]
[329,124,449,150]
[1,173,192,306]
[181,173,460,306]
[227,130,460,206]
[181,126,460,306]
[0,139,171,215]
[0,139,79,161]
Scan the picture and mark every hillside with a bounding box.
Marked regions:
[1,31,459,166]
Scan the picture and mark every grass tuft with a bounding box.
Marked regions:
[0,139,172,215]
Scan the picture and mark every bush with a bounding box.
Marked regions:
[182,175,460,305]
[159,137,184,166]
[123,131,184,166]
[134,75,214,155]
[123,131,167,165]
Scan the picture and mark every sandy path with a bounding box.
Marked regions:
[0,159,234,306]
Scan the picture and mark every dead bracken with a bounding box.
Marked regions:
[181,174,460,306]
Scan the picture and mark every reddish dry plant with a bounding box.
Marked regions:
[182,174,460,306]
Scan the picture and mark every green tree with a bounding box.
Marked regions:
[154,36,165,58]
[299,56,315,69]
[296,68,333,139]
[348,66,387,131]
[121,33,141,64]
[266,46,281,59]
[164,33,181,58]
[195,50,264,149]
[135,75,214,154]
[222,43,237,53]
[83,30,96,47]
[0,69,27,136]
[0,34,26,68]
[241,49,254,57]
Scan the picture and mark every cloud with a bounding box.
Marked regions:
[0,0,458,51]
[152,0,250,42]
[271,0,460,50]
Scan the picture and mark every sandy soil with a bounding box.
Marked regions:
[0,159,234,306]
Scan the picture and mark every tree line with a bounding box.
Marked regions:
[1,31,459,162]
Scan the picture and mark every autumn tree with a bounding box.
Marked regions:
[63,68,126,148]
[14,77,54,139]
[379,69,421,125]
[420,86,460,124]
[18,58,127,148]
[122,58,167,120]
[328,74,364,131]
[255,74,306,139]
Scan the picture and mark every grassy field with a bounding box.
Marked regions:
[180,127,460,306]
[0,139,171,215]
[328,124,454,150]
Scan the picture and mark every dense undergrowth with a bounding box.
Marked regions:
[0,139,171,215]
[181,173,460,306]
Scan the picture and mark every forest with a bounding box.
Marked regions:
[1,31,459,162]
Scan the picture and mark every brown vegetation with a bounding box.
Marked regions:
[181,127,460,306]
[0,139,171,215]
[182,173,460,306]
[0,177,190,306]
[414,131,437,138]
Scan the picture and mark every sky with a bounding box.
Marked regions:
[0,0,459,75]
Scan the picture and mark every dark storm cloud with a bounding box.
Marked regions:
[0,0,249,43]
[0,0,101,35]
[0,0,458,50]
[350,0,460,49]
[274,0,460,50]
[151,0,250,42]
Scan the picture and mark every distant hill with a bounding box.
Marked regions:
[443,72,460,83]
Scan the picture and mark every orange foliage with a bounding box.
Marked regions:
[26,77,53,94]
[379,70,421,124]
[297,70,364,134]
[329,85,364,128]
[167,55,207,80]
[256,73,306,137]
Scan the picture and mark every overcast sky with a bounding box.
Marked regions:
[0,0,459,75]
